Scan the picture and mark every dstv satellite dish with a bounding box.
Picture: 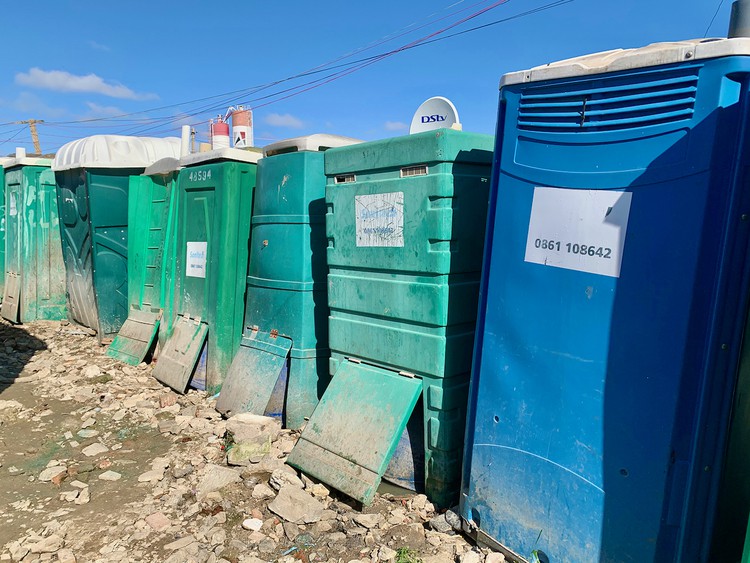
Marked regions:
[409,96,461,134]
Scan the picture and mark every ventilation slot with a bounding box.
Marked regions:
[518,67,699,133]
[401,165,428,177]
[334,174,356,184]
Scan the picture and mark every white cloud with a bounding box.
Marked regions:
[264,112,304,129]
[7,92,67,118]
[385,121,408,131]
[88,41,111,52]
[15,68,157,101]
[85,101,124,117]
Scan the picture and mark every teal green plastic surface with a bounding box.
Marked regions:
[108,171,178,364]
[0,166,5,305]
[744,519,750,563]
[56,168,142,340]
[322,129,493,507]
[155,160,256,394]
[219,151,329,427]
[288,360,423,505]
[1,165,66,323]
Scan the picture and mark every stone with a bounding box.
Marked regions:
[252,483,276,500]
[9,544,29,561]
[227,442,270,465]
[70,480,88,489]
[241,518,263,531]
[196,464,241,499]
[311,483,330,498]
[145,512,171,532]
[459,551,482,563]
[269,467,304,491]
[75,487,90,504]
[80,418,96,428]
[485,553,506,563]
[56,548,77,563]
[0,400,23,410]
[429,513,453,534]
[379,546,397,562]
[51,471,68,486]
[159,394,178,408]
[138,469,165,483]
[445,509,462,531]
[283,521,300,540]
[268,485,324,524]
[81,443,108,457]
[39,465,67,482]
[226,413,281,445]
[82,365,101,378]
[164,536,197,551]
[29,534,64,553]
[76,429,99,438]
[172,464,194,479]
[60,490,79,502]
[353,513,384,529]
[98,470,122,481]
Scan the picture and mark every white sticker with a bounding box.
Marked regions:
[186,241,208,278]
[524,187,632,278]
[9,193,17,217]
[355,192,404,247]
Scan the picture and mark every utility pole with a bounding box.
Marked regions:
[15,119,44,154]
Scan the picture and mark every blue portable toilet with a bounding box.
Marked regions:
[460,38,750,563]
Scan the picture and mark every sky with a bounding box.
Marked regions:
[0,0,734,155]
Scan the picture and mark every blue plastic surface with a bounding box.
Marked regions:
[461,56,750,563]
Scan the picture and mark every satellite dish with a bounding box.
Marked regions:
[409,96,461,134]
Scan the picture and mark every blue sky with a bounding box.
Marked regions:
[0,0,733,154]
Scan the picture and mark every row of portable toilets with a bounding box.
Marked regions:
[2,36,750,563]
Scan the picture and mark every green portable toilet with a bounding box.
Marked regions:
[107,158,182,365]
[1,155,67,323]
[287,129,493,507]
[216,134,361,428]
[53,135,180,342]
[153,147,260,395]
[0,156,14,305]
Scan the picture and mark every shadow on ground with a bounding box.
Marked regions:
[0,320,46,395]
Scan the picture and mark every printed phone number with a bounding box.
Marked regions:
[534,238,612,259]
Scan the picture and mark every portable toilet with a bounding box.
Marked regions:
[0,156,14,305]
[152,147,260,395]
[53,135,180,342]
[460,38,750,562]
[287,129,494,508]
[106,158,182,365]
[1,154,67,323]
[216,134,361,428]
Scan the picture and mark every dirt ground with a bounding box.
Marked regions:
[0,320,499,563]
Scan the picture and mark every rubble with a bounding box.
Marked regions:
[0,319,486,563]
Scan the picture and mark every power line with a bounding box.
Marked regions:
[705,0,726,37]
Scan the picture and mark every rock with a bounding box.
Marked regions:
[51,470,68,486]
[80,418,96,428]
[196,465,241,499]
[283,521,300,540]
[81,443,108,457]
[138,469,164,483]
[459,551,482,563]
[172,463,194,479]
[70,480,88,488]
[379,546,397,562]
[445,509,462,531]
[145,512,171,532]
[258,537,277,554]
[164,536,196,551]
[226,413,281,445]
[29,533,64,553]
[429,513,454,534]
[159,394,178,408]
[9,544,29,561]
[485,553,506,563]
[269,468,304,491]
[227,442,270,465]
[411,494,428,511]
[268,485,324,524]
[311,483,330,498]
[252,482,276,500]
[0,400,23,410]
[241,518,263,531]
[82,365,101,378]
[77,429,99,438]
[56,548,77,563]
[60,490,79,502]
[75,487,90,504]
[98,470,122,481]
[39,465,67,482]
[354,513,384,529]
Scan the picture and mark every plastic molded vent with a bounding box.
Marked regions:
[401,165,428,177]
[334,174,356,184]
[518,67,699,133]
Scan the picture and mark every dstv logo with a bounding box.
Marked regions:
[421,114,447,124]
